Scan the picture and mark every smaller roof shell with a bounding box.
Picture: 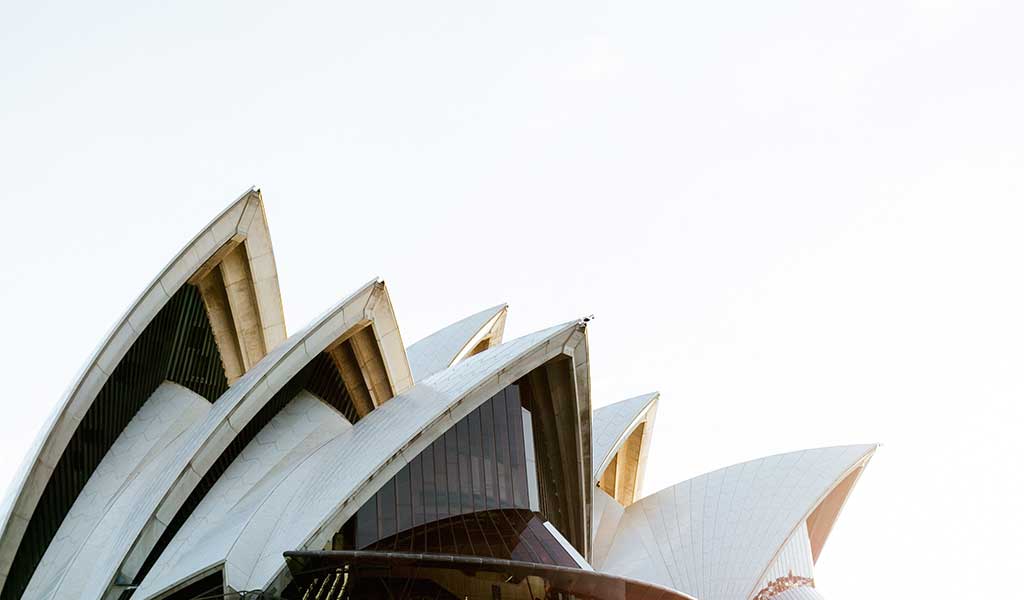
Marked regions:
[405,304,508,381]
[592,393,659,478]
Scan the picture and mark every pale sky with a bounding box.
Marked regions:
[1,2,1021,598]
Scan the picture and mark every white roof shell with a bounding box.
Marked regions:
[596,444,876,600]
[592,392,659,478]
[0,189,287,594]
[406,304,508,381]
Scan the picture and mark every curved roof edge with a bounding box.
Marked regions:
[0,188,286,590]
[598,444,877,600]
[406,303,508,382]
[748,444,878,599]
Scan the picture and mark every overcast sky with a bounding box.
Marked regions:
[1,1,1021,598]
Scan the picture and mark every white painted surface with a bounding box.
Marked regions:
[597,445,875,600]
[754,521,815,594]
[591,393,658,478]
[133,390,350,600]
[590,487,624,567]
[406,304,506,382]
[21,382,210,600]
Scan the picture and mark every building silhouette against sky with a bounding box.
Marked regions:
[0,190,877,600]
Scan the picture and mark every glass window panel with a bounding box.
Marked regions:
[492,391,513,508]
[480,398,498,509]
[469,409,485,509]
[445,429,461,516]
[421,444,436,524]
[410,454,424,527]
[395,465,412,535]
[456,419,473,513]
[354,495,378,549]
[480,510,512,558]
[521,518,554,565]
[506,385,530,509]
[433,438,449,520]
[377,479,397,541]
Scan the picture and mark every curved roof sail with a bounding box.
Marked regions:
[0,188,287,600]
[405,303,508,381]
[592,393,659,507]
[595,444,877,600]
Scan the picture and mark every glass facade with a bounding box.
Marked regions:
[366,509,576,567]
[340,385,535,551]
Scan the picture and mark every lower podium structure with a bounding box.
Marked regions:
[0,191,878,600]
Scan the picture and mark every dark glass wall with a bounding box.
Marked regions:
[340,385,533,551]
[366,509,577,567]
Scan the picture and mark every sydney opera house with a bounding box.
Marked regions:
[0,190,877,600]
